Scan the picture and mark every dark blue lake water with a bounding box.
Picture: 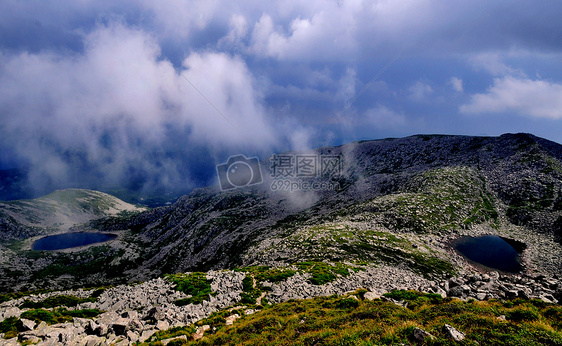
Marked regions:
[454,235,525,273]
[32,232,117,251]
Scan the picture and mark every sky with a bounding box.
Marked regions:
[1,0,562,197]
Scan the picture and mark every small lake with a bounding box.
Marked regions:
[32,232,118,251]
[454,235,525,273]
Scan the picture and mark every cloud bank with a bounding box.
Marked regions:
[0,23,277,195]
[461,76,562,119]
[1,1,562,198]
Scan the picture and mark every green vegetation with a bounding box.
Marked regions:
[37,189,128,215]
[142,291,562,345]
[166,273,216,306]
[0,317,20,339]
[339,166,500,234]
[232,266,298,305]
[240,276,262,305]
[295,261,358,285]
[146,325,197,344]
[19,294,96,309]
[234,266,297,285]
[0,289,52,303]
[272,226,456,279]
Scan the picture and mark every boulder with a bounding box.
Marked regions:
[86,320,108,337]
[443,324,465,342]
[225,314,240,326]
[18,331,41,344]
[194,325,210,341]
[19,318,35,331]
[140,329,157,343]
[127,330,140,343]
[162,335,188,345]
[363,292,380,301]
[448,286,464,298]
[145,307,166,321]
[413,327,434,341]
[121,311,139,320]
[2,307,20,319]
[80,335,106,346]
[110,318,130,336]
[156,320,170,331]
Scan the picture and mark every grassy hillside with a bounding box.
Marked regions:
[0,189,146,237]
[144,290,562,345]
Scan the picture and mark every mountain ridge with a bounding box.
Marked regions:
[2,133,562,292]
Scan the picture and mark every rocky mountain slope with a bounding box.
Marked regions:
[2,133,562,344]
[1,266,561,345]
[2,133,562,291]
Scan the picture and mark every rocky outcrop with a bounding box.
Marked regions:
[428,271,561,303]
[1,267,561,345]
[0,271,244,345]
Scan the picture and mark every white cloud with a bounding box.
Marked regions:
[249,2,359,61]
[336,67,357,102]
[138,0,220,39]
[468,52,521,76]
[0,22,277,193]
[219,14,249,48]
[460,76,562,119]
[177,52,276,148]
[450,77,463,92]
[288,126,315,151]
[409,81,433,101]
[365,105,406,129]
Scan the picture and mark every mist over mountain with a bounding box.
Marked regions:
[2,133,562,293]
[2,133,562,344]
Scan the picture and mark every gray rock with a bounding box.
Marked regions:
[18,331,41,343]
[448,277,464,288]
[121,311,139,320]
[540,294,557,304]
[162,335,188,345]
[80,335,106,346]
[413,327,434,341]
[363,292,380,301]
[111,318,130,336]
[2,307,20,319]
[448,286,464,297]
[145,307,166,321]
[140,329,157,342]
[443,324,465,341]
[19,318,35,331]
[156,320,170,331]
[127,330,140,343]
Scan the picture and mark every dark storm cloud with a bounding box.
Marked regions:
[1,1,562,197]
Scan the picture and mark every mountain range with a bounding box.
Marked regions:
[1,133,562,293]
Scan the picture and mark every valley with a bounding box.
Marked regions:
[3,133,562,344]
